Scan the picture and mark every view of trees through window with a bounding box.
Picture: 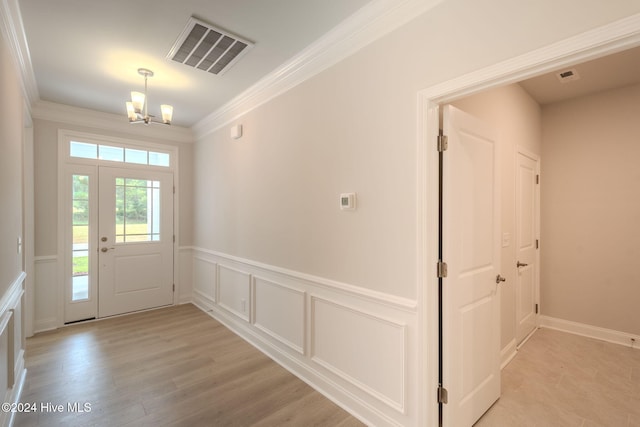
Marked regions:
[115,178,160,243]
[72,175,90,300]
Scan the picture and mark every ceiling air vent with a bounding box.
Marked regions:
[556,68,580,83]
[168,17,253,75]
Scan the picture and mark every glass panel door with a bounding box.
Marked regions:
[65,166,98,323]
[98,166,174,318]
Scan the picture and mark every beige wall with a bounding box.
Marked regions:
[192,0,640,301]
[452,84,542,350]
[0,31,24,295]
[541,83,640,336]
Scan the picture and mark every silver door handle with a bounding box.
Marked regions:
[496,275,506,284]
[517,261,528,268]
[101,247,115,253]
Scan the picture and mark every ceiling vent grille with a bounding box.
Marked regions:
[556,68,580,83]
[168,17,253,75]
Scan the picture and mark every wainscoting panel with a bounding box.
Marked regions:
[188,247,418,426]
[253,276,305,354]
[217,264,251,322]
[192,256,217,310]
[177,247,193,304]
[34,256,58,332]
[0,272,27,427]
[311,296,407,413]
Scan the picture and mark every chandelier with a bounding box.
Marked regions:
[125,68,173,125]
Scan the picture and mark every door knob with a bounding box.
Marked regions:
[496,275,506,284]
[517,261,528,268]
[101,247,115,253]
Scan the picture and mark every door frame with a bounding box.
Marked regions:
[515,146,540,347]
[57,129,179,327]
[417,15,640,426]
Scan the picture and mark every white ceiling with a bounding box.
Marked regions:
[520,45,640,105]
[18,0,372,127]
[17,1,640,129]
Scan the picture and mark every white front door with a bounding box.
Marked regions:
[515,149,539,345]
[98,167,174,317]
[441,105,501,427]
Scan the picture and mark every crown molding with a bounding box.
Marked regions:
[0,0,39,111]
[419,12,640,103]
[32,100,194,144]
[192,0,444,140]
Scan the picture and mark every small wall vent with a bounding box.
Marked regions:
[168,17,253,75]
[556,68,580,83]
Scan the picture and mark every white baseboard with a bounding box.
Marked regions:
[500,339,517,369]
[539,315,640,349]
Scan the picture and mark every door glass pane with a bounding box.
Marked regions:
[115,177,161,243]
[72,175,90,301]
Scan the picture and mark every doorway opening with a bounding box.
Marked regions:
[420,15,640,427]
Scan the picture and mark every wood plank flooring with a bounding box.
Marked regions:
[476,328,640,427]
[14,304,365,427]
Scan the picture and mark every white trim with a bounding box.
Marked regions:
[192,0,444,139]
[420,13,640,103]
[418,14,640,427]
[515,146,541,345]
[252,275,306,355]
[500,339,517,369]
[310,294,407,414]
[0,272,25,317]
[34,255,57,262]
[57,129,180,326]
[33,101,194,144]
[194,301,395,427]
[540,316,640,350]
[189,246,417,311]
[0,272,26,427]
[0,0,39,109]
[216,264,251,322]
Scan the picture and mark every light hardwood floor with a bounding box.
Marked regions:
[14,304,365,427]
[476,328,640,427]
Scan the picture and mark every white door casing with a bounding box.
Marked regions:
[442,105,501,427]
[515,149,540,345]
[98,166,174,317]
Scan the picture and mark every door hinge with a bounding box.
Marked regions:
[437,261,448,278]
[173,186,176,194]
[437,385,448,404]
[173,235,176,243]
[536,239,539,249]
[173,284,175,292]
[437,134,448,152]
[535,303,539,314]
[536,174,540,184]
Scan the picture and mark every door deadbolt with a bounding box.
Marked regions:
[496,275,506,284]
[101,237,108,242]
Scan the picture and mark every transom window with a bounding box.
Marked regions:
[70,141,170,167]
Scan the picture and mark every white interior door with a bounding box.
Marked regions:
[515,149,539,345]
[98,166,174,317]
[441,105,501,427]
